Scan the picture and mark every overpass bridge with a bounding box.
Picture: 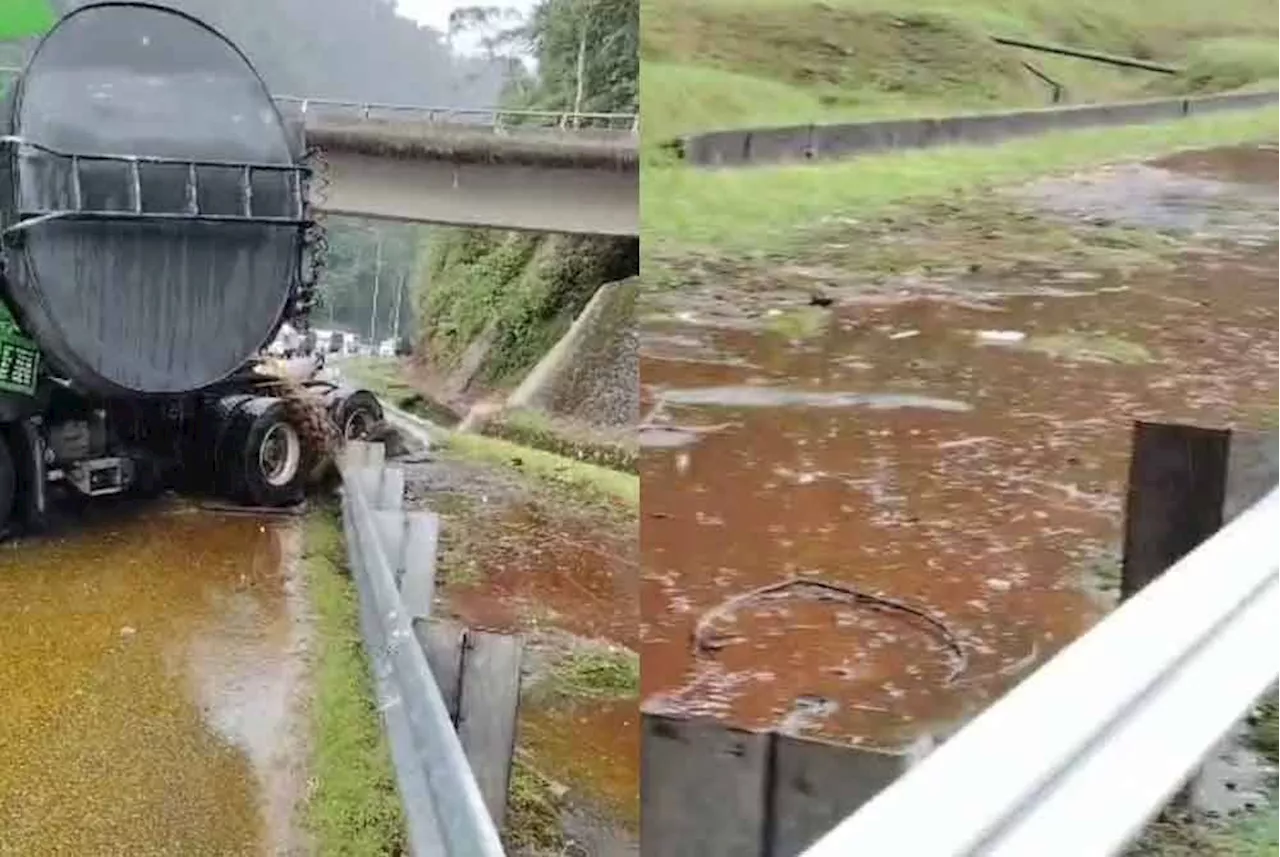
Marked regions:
[0,68,639,236]
[285,98,638,236]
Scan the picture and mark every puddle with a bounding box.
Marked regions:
[656,386,971,413]
[520,698,639,828]
[0,506,309,855]
[641,148,1278,749]
[1012,146,1278,243]
[415,459,640,835]
[443,503,639,650]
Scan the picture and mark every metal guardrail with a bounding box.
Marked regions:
[0,65,638,132]
[275,94,639,132]
[800,487,1280,857]
[340,439,506,857]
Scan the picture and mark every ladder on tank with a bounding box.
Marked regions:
[0,136,311,236]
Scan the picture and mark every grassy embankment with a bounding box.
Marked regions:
[641,0,1279,257]
[301,510,406,855]
[340,356,639,509]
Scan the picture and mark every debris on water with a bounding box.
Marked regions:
[976,329,1027,344]
[119,625,137,637]
[779,695,839,735]
[888,329,920,340]
[658,386,972,412]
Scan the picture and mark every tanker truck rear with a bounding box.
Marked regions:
[0,2,383,535]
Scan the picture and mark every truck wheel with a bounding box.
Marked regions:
[233,398,307,507]
[337,390,383,441]
[209,394,257,499]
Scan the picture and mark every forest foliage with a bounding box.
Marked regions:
[414,0,639,392]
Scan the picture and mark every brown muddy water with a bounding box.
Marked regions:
[0,505,310,856]
[415,460,641,833]
[640,146,1279,750]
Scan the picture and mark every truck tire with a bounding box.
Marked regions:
[236,398,307,507]
[209,394,257,498]
[335,390,383,441]
[216,397,307,507]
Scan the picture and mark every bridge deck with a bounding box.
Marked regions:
[302,116,638,172]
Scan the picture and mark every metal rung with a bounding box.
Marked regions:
[125,159,139,213]
[2,135,308,226]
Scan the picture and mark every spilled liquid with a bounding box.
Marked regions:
[0,506,308,855]
[641,147,1279,749]
[441,499,640,825]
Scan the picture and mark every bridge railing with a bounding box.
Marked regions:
[275,94,639,132]
[0,65,637,132]
[340,439,507,857]
[798,423,1279,857]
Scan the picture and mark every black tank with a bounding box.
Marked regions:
[0,1,306,396]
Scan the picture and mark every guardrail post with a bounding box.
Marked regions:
[401,511,440,619]
[419,618,524,831]
[1120,420,1279,808]
[1120,422,1230,600]
[641,712,914,857]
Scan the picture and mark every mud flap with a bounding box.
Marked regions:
[5,419,46,531]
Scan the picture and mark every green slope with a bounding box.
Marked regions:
[642,0,1279,138]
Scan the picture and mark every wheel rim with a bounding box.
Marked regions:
[343,408,375,441]
[258,422,302,487]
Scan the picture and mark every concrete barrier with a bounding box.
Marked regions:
[682,90,1279,168]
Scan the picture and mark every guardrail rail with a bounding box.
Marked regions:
[340,438,507,857]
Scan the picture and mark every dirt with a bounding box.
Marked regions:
[395,445,640,853]
[0,501,313,856]
[639,144,1279,750]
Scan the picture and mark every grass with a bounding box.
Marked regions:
[301,509,406,856]
[483,408,639,474]
[1165,37,1280,95]
[643,106,1279,254]
[642,0,1278,141]
[504,760,566,853]
[532,647,641,705]
[444,431,639,509]
[641,0,1278,256]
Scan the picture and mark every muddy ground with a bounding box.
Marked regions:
[394,441,640,855]
[0,500,312,856]
[640,144,1278,760]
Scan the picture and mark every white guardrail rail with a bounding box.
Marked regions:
[341,438,506,857]
[0,66,638,132]
[801,487,1280,857]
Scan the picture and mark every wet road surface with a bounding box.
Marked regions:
[640,146,1279,748]
[0,505,310,855]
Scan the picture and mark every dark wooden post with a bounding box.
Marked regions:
[1119,420,1278,808]
[1119,421,1231,600]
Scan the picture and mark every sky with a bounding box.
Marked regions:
[393,0,539,56]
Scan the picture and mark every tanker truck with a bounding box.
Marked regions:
[0,2,383,535]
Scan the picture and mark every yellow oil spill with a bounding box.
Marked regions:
[0,505,309,856]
